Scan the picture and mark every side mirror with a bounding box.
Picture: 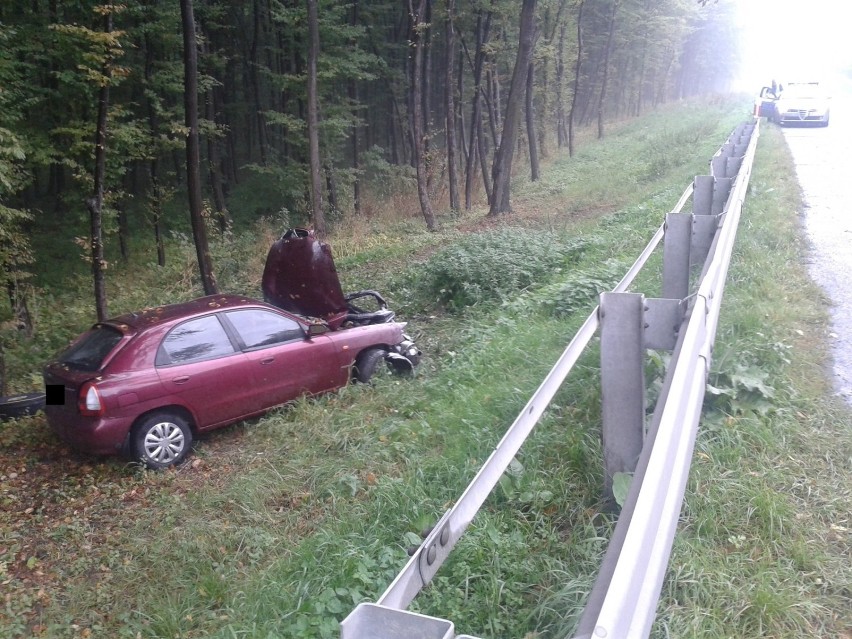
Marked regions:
[307,322,329,337]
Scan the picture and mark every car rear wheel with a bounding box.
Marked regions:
[353,348,390,383]
[131,411,193,469]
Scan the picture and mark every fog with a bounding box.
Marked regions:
[737,0,852,89]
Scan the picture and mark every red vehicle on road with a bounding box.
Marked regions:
[43,230,419,468]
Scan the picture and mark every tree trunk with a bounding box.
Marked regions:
[538,1,565,157]
[143,32,166,268]
[150,160,166,267]
[556,22,567,147]
[0,341,5,397]
[537,53,548,160]
[489,0,538,216]
[526,60,540,181]
[597,0,619,140]
[250,0,268,165]
[408,0,436,230]
[463,8,492,209]
[324,163,339,218]
[349,0,361,215]
[568,0,585,157]
[476,113,492,205]
[388,93,400,165]
[205,87,230,231]
[445,0,460,211]
[635,29,648,116]
[306,0,327,236]
[422,0,433,189]
[86,10,112,322]
[457,49,468,165]
[485,66,500,149]
[117,203,129,261]
[181,0,218,295]
[350,84,361,215]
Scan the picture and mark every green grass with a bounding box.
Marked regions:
[1,99,850,638]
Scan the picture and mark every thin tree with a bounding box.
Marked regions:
[525,59,540,181]
[408,0,436,231]
[306,0,327,236]
[555,22,568,147]
[421,0,433,189]
[540,0,568,155]
[489,0,538,216]
[249,0,269,165]
[597,0,620,140]
[568,0,586,157]
[445,0,460,211]
[462,7,493,209]
[142,29,167,267]
[349,0,362,215]
[85,7,116,321]
[180,0,218,295]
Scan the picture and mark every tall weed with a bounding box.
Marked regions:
[401,229,587,313]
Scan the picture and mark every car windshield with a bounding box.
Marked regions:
[782,83,822,98]
[58,325,124,371]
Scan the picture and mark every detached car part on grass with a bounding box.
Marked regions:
[43,230,419,469]
[0,391,46,421]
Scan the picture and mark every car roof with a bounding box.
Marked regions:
[105,294,270,332]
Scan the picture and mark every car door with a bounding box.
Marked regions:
[155,314,256,430]
[222,308,347,411]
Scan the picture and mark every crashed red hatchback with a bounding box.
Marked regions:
[43,230,419,468]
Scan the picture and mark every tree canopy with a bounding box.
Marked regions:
[0,0,742,304]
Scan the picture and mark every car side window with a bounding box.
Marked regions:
[225,309,305,350]
[157,315,236,366]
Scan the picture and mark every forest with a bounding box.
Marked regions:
[0,0,739,368]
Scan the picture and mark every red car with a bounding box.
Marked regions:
[43,231,419,468]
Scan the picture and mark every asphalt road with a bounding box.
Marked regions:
[779,87,852,404]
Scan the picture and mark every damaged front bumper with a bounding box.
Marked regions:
[387,335,421,373]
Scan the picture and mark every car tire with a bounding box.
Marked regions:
[0,392,46,421]
[353,348,390,383]
[131,411,193,469]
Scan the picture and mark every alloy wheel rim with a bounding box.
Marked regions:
[144,421,185,463]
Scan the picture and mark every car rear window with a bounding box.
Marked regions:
[58,325,124,371]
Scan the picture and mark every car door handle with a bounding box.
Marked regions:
[260,357,275,365]
[172,376,190,384]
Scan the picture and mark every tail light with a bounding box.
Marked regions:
[78,382,104,417]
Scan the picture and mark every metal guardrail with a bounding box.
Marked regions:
[339,119,760,639]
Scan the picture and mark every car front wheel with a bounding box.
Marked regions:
[131,411,193,469]
[353,348,390,383]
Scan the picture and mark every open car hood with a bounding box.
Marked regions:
[262,228,350,329]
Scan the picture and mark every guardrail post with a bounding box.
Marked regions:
[599,292,646,503]
[713,177,733,214]
[711,144,733,177]
[692,175,714,215]
[691,176,716,268]
[662,213,692,300]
